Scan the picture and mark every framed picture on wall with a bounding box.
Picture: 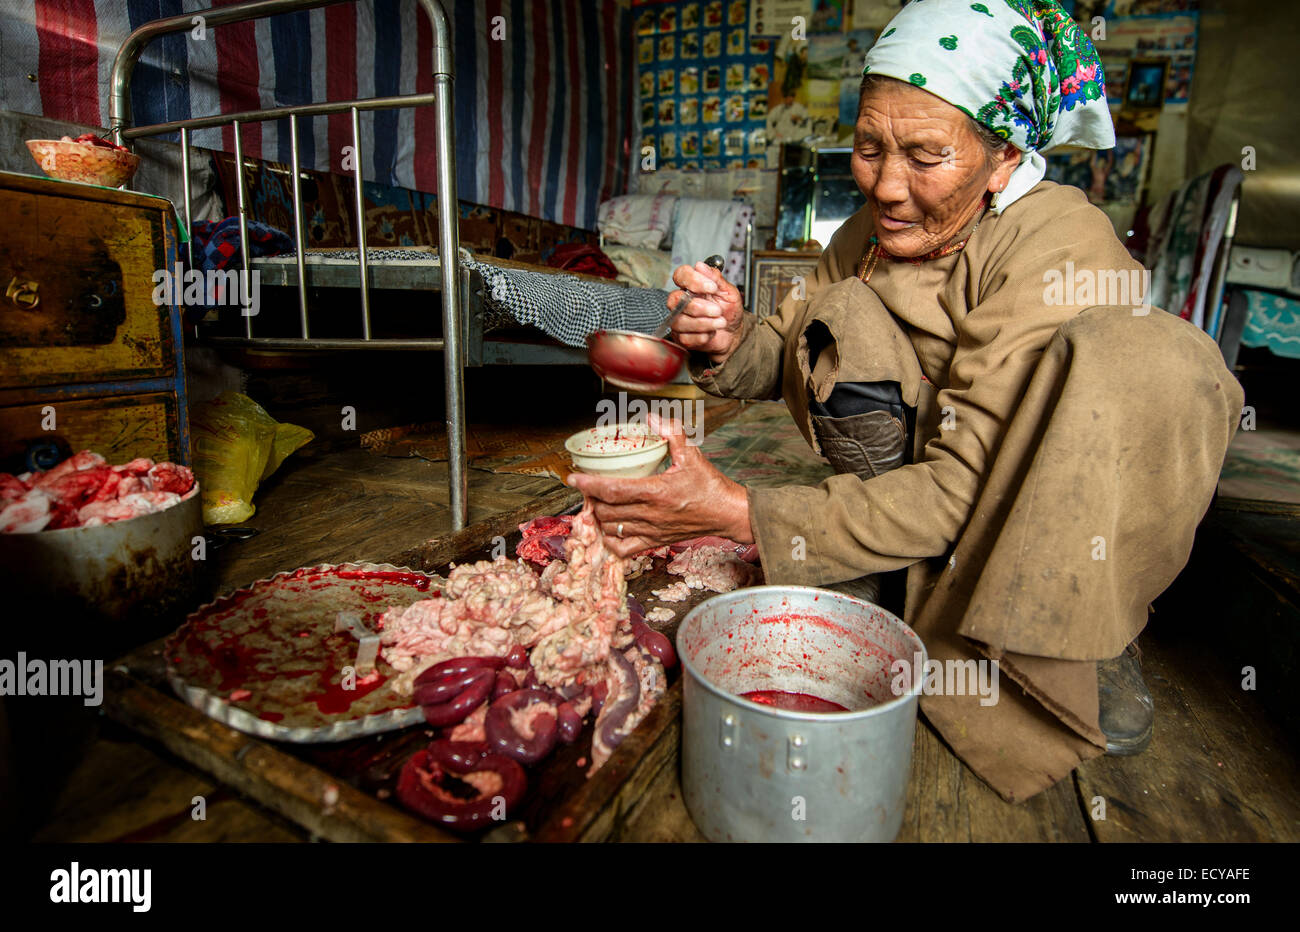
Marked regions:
[1123,59,1169,112]
[750,251,822,318]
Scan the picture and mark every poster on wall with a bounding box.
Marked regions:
[1045,135,1152,206]
[850,0,903,28]
[766,29,875,144]
[638,0,777,171]
[1095,7,1198,105]
[749,0,811,37]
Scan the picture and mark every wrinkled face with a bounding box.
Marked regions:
[852,78,1020,258]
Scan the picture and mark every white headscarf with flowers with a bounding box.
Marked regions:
[863,0,1115,213]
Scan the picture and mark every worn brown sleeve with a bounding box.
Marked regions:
[748,192,1145,586]
[690,207,873,400]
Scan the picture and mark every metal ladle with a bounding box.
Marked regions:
[587,254,726,392]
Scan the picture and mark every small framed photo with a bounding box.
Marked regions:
[1123,59,1169,111]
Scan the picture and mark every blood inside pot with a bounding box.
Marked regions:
[739,690,848,713]
[677,586,926,843]
[681,597,918,712]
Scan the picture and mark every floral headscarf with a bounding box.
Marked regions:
[862,0,1115,213]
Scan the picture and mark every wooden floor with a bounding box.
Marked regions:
[212,445,568,594]
[11,404,1300,843]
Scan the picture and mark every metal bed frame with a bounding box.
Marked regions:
[108,0,470,529]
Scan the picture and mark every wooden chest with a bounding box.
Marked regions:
[0,171,190,470]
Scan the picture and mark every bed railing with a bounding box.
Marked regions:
[108,0,469,530]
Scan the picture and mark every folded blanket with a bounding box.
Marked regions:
[670,199,752,277]
[597,194,678,249]
[604,244,677,290]
[191,218,292,270]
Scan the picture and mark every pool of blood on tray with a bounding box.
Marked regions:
[176,565,426,714]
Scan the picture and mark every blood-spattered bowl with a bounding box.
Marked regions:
[26,139,140,188]
[565,423,668,478]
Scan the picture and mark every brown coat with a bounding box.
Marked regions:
[693,181,1243,800]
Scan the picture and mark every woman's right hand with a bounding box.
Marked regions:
[667,261,745,362]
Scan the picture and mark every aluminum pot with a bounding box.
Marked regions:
[677,585,926,843]
[0,486,204,652]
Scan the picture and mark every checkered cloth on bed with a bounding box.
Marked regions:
[460,254,670,347]
[275,247,672,347]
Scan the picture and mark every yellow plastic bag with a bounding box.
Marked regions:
[192,391,314,525]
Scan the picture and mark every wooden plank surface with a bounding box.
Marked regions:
[898,720,1089,842]
[31,722,308,843]
[102,669,455,843]
[1075,632,1300,843]
[212,449,567,593]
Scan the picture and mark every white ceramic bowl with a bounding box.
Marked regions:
[565,424,668,478]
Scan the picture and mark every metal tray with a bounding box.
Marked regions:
[165,562,446,743]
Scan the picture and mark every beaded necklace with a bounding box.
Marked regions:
[857,194,991,284]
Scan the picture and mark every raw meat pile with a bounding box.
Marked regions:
[384,501,677,832]
[519,515,761,597]
[61,132,130,152]
[0,450,195,534]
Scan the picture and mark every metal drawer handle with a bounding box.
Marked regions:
[6,276,39,309]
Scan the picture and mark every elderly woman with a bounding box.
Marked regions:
[570,0,1241,801]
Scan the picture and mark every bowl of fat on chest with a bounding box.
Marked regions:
[564,423,668,478]
[676,585,927,843]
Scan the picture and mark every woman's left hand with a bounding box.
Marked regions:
[566,415,754,558]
